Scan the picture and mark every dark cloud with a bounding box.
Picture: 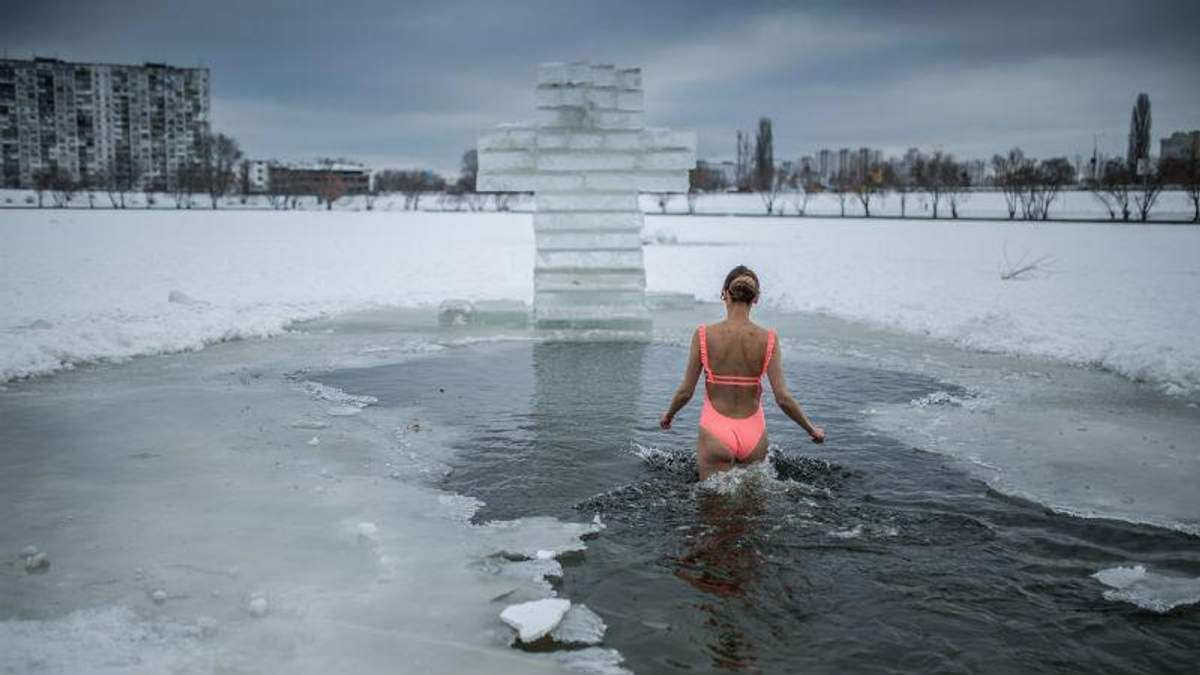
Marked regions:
[3,0,1197,172]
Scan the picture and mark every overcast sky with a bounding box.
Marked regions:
[4,0,1198,174]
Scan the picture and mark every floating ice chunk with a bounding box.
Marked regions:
[24,551,50,572]
[195,616,217,638]
[535,549,557,560]
[167,289,207,306]
[830,525,863,539]
[438,299,474,327]
[356,522,379,541]
[326,405,363,416]
[20,545,38,558]
[549,647,632,675]
[247,593,270,618]
[500,598,571,642]
[1093,565,1200,613]
[150,589,167,604]
[290,417,329,430]
[303,381,377,408]
[550,604,607,646]
[494,558,563,594]
[306,436,320,446]
[26,319,53,330]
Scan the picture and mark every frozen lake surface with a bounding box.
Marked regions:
[2,210,1199,672]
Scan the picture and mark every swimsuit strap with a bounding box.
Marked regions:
[760,329,776,378]
[698,324,771,387]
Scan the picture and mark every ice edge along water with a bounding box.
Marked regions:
[3,211,1198,397]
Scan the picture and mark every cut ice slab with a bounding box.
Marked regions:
[500,598,571,642]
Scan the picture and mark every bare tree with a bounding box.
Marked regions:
[493,192,515,212]
[78,168,97,209]
[195,131,243,209]
[172,164,197,209]
[375,170,447,210]
[1127,93,1152,174]
[48,168,76,208]
[1033,158,1074,220]
[1160,134,1200,222]
[33,169,54,208]
[759,168,788,215]
[363,181,380,211]
[912,151,955,219]
[316,167,346,211]
[830,170,853,217]
[752,118,774,194]
[945,163,970,219]
[1092,159,1133,221]
[735,130,752,192]
[687,164,725,214]
[889,164,912,218]
[992,148,1030,220]
[1133,161,1164,222]
[851,162,890,217]
[790,165,816,216]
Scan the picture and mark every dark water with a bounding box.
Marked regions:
[319,341,1200,674]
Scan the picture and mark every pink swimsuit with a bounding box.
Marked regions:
[698,324,776,461]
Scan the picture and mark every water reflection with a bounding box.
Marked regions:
[670,486,770,671]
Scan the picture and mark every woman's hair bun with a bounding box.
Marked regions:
[727,274,759,303]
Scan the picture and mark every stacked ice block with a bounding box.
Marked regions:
[477,62,697,330]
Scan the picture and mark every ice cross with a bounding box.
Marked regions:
[477,62,697,331]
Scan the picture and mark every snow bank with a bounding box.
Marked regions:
[644,217,1200,397]
[3,210,1198,396]
[0,210,532,381]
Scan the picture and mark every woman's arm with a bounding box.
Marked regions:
[660,329,703,429]
[765,341,826,443]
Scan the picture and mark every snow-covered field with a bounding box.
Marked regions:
[3,209,1199,398]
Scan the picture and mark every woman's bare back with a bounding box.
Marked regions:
[702,320,771,418]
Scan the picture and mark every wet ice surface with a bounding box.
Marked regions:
[3,304,1200,674]
[0,308,622,675]
[316,307,1200,673]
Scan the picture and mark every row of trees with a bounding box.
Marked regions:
[712,110,1199,222]
[31,131,243,210]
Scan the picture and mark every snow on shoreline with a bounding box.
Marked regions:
[2,210,1199,396]
[646,216,1200,397]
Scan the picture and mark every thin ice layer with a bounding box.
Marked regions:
[0,318,606,675]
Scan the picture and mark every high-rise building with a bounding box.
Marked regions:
[0,57,210,189]
[817,149,831,180]
[1161,130,1200,161]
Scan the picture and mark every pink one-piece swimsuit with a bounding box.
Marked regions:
[697,324,776,460]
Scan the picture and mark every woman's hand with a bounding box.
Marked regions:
[809,425,826,444]
[659,412,673,430]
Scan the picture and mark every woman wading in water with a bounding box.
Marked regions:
[660,266,825,479]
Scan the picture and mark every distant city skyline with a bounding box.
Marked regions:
[4,0,1198,175]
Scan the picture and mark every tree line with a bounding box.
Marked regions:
[30,130,244,210]
[694,98,1198,222]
